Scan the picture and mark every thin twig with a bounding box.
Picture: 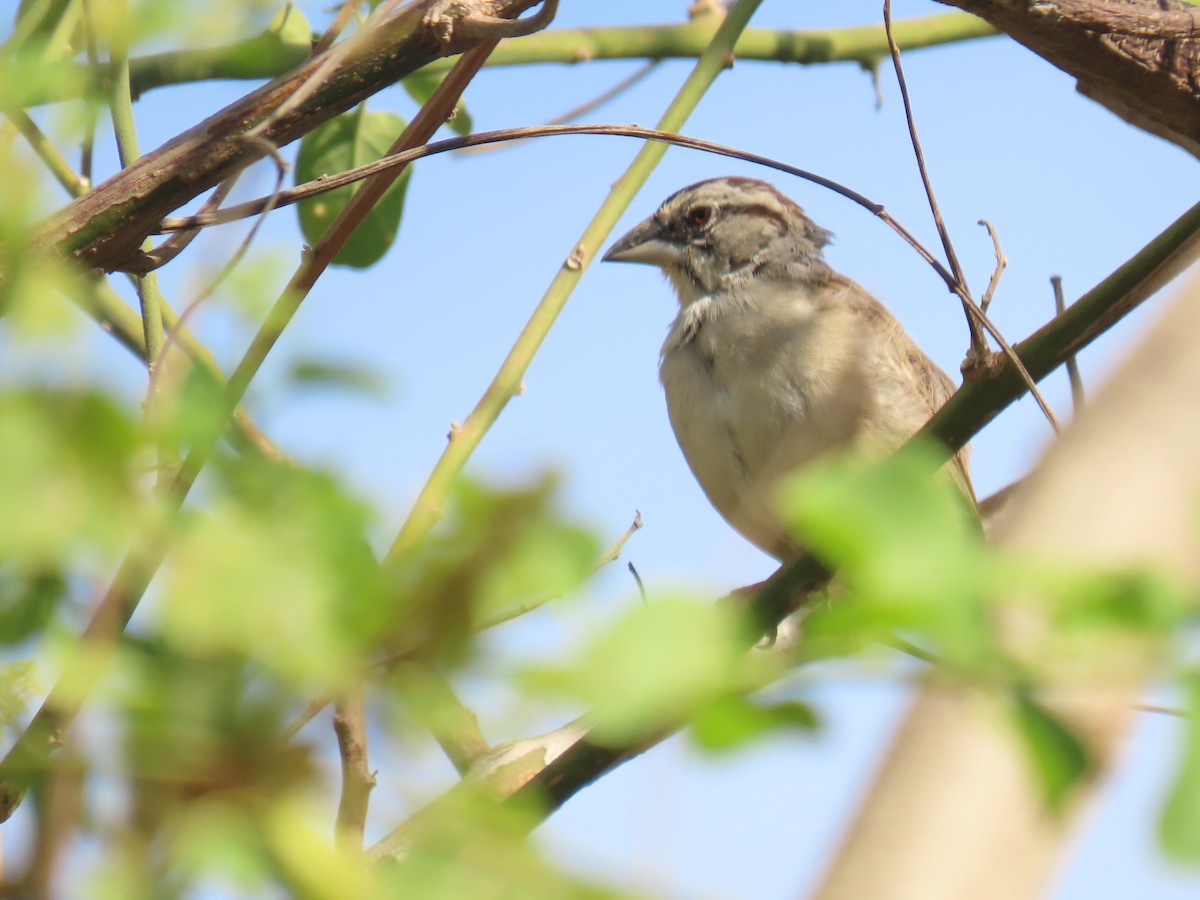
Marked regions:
[156,120,1061,436]
[24,744,83,897]
[978,219,1006,314]
[332,689,375,853]
[455,59,660,156]
[476,511,644,629]
[80,0,99,187]
[1052,275,1085,412]
[130,175,242,273]
[106,0,175,485]
[628,562,647,604]
[313,0,364,56]
[882,0,988,367]
[146,137,288,405]
[382,0,763,565]
[1132,703,1187,718]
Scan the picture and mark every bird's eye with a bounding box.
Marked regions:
[687,205,714,227]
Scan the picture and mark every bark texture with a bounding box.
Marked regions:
[33,0,545,273]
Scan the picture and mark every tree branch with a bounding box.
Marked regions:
[32,0,549,273]
[19,13,995,106]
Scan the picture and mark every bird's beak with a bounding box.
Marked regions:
[602,217,686,267]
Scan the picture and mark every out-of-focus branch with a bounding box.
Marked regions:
[811,275,1200,900]
[333,690,375,853]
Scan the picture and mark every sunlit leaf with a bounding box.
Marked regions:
[523,598,759,744]
[160,459,387,687]
[295,106,410,268]
[0,390,141,563]
[777,442,992,665]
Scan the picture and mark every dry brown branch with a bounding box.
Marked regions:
[34,0,552,272]
[883,1,986,363]
[978,218,1006,314]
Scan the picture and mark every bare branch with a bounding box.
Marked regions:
[978,218,1007,314]
[1052,274,1086,412]
[333,690,375,853]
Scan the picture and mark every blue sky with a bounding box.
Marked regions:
[8,1,1200,897]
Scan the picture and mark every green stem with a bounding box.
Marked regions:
[384,0,765,562]
[106,10,165,368]
[427,12,993,72]
[5,108,87,197]
[19,13,995,106]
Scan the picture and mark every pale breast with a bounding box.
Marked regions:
[659,284,873,559]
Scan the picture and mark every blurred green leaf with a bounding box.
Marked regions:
[524,598,763,744]
[777,442,993,667]
[0,565,64,643]
[1010,690,1091,812]
[690,694,819,752]
[0,389,141,564]
[1160,674,1200,861]
[161,458,387,687]
[387,477,599,659]
[402,71,474,136]
[370,784,622,900]
[120,642,314,806]
[160,364,228,449]
[295,105,410,268]
[285,357,388,398]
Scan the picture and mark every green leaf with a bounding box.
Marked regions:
[776,441,991,665]
[402,71,474,136]
[294,106,410,268]
[160,458,388,687]
[523,598,762,744]
[1160,674,1200,861]
[690,694,819,752]
[1010,690,1091,812]
[0,389,141,563]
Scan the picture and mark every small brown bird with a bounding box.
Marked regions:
[604,177,972,561]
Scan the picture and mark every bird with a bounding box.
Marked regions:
[603,176,973,562]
